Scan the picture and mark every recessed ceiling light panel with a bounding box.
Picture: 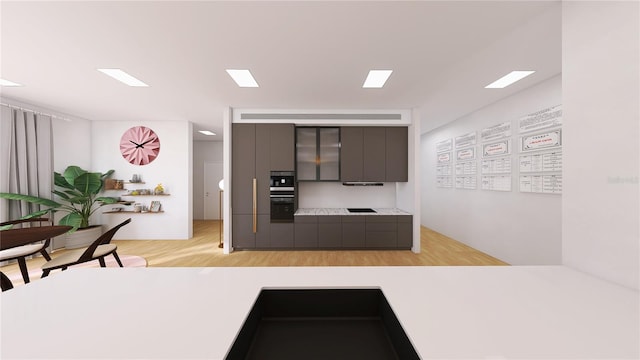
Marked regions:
[226,69,259,88]
[97,68,149,87]
[198,130,216,136]
[363,70,393,88]
[0,78,22,87]
[485,70,535,89]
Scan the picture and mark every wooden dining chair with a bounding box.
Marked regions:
[1,271,14,291]
[41,218,132,278]
[0,218,56,284]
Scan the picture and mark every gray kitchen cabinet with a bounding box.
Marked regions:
[365,215,397,248]
[385,127,408,182]
[342,216,366,248]
[232,123,295,249]
[318,216,342,248]
[270,124,295,171]
[397,215,413,249]
[233,214,270,249]
[363,127,386,182]
[340,126,408,182]
[340,127,364,181]
[270,223,294,248]
[295,216,318,248]
[296,127,340,181]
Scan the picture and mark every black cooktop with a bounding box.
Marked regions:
[347,208,377,213]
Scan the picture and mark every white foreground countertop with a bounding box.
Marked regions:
[1,266,638,359]
[295,207,412,216]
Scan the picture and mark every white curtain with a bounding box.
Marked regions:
[0,105,53,222]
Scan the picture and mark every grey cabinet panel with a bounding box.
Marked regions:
[342,216,365,248]
[255,214,271,248]
[318,215,341,223]
[319,222,342,248]
[366,231,397,248]
[386,127,408,182]
[232,214,255,249]
[270,222,294,248]
[295,216,318,223]
[232,124,256,215]
[397,221,413,249]
[340,127,363,182]
[295,222,318,248]
[365,215,396,223]
[255,125,271,214]
[366,222,397,232]
[397,215,412,223]
[363,127,386,182]
[270,124,295,171]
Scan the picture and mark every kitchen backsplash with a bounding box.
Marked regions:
[298,181,396,208]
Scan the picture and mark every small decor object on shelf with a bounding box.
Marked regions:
[154,183,164,195]
[150,201,162,213]
[120,126,161,166]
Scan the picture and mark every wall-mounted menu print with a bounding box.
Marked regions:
[436,176,453,188]
[482,139,511,158]
[520,130,562,152]
[455,161,477,175]
[455,131,476,148]
[519,152,562,173]
[437,152,451,164]
[519,104,562,133]
[455,176,477,190]
[436,138,453,153]
[481,121,511,142]
[436,164,452,176]
[481,175,511,191]
[456,147,476,161]
[520,175,562,194]
[481,157,511,174]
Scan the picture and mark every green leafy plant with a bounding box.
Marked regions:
[0,166,118,230]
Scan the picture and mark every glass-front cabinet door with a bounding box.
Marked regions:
[296,127,340,181]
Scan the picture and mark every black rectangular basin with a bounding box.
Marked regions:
[347,208,377,213]
[226,288,419,360]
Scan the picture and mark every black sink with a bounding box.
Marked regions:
[226,288,419,360]
[347,208,377,213]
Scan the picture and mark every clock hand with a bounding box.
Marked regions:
[137,137,156,148]
[130,140,142,148]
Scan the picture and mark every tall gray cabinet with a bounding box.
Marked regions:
[232,123,294,249]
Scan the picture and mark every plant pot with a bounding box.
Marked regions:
[63,225,103,249]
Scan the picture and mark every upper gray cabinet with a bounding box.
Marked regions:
[296,127,340,181]
[341,126,408,182]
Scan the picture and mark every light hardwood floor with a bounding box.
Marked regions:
[1,221,507,286]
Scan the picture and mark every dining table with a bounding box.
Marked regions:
[0,225,73,251]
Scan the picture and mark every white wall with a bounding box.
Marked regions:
[298,182,396,209]
[193,141,223,219]
[562,2,639,290]
[421,75,562,265]
[92,121,192,240]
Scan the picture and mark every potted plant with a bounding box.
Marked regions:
[0,165,118,248]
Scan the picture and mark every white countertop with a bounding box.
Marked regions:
[295,207,412,216]
[1,266,637,359]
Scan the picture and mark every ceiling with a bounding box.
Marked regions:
[0,1,561,141]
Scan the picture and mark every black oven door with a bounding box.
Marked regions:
[270,196,294,223]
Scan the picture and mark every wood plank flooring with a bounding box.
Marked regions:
[1,221,507,287]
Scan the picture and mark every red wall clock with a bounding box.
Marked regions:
[120,126,161,165]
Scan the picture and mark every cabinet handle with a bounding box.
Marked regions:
[252,178,257,233]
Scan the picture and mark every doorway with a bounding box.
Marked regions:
[204,161,223,220]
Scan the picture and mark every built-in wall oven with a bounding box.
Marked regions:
[270,171,295,223]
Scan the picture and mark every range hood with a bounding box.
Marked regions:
[342,182,384,186]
